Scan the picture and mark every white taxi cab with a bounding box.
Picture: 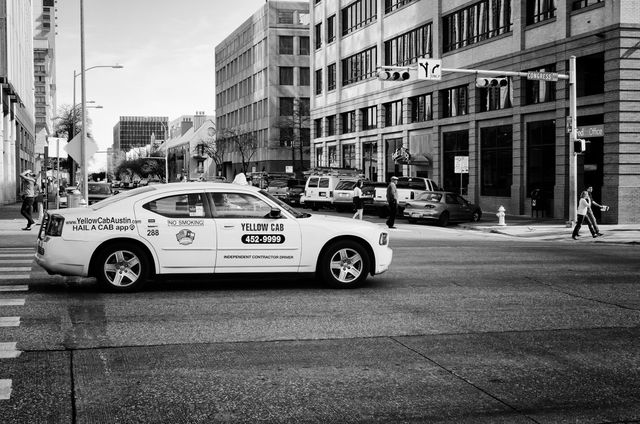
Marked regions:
[35,183,393,292]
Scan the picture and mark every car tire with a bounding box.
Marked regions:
[95,243,149,292]
[319,240,370,289]
[438,211,450,227]
[471,209,482,222]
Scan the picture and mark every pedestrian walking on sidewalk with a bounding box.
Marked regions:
[386,176,398,229]
[352,180,364,220]
[19,170,37,231]
[572,191,597,240]
[585,186,604,237]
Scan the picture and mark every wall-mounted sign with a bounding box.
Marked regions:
[454,156,469,174]
[577,125,604,138]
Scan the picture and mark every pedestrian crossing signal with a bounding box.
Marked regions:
[574,139,587,153]
[475,77,508,88]
[378,70,410,81]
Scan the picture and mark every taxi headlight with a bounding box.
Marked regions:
[379,232,388,245]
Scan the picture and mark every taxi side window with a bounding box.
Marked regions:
[211,192,272,219]
[142,193,206,218]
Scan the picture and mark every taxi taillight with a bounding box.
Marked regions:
[46,214,65,237]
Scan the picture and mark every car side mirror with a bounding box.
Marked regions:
[269,208,282,218]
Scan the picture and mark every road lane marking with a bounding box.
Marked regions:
[0,285,28,292]
[0,342,21,359]
[0,317,20,327]
[0,299,25,306]
[0,379,11,400]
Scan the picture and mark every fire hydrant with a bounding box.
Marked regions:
[496,205,506,226]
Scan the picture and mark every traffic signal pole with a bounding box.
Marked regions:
[389,57,577,225]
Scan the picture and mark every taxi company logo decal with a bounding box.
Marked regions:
[176,229,196,245]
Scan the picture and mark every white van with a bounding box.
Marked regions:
[301,169,362,211]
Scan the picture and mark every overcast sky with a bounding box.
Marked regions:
[55,0,290,171]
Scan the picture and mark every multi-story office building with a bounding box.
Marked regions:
[112,115,169,155]
[215,1,311,177]
[1,0,36,203]
[33,0,58,182]
[311,0,640,224]
[165,111,216,181]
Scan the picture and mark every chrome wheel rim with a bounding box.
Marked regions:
[329,248,363,284]
[103,250,141,287]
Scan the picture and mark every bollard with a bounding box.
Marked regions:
[67,190,82,208]
[496,205,506,226]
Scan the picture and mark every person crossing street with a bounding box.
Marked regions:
[386,176,398,229]
[19,170,37,231]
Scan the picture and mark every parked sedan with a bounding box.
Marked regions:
[403,191,482,226]
[36,183,393,292]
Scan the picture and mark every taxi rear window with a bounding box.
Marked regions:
[143,193,206,218]
[91,186,157,210]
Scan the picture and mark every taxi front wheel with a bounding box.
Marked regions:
[319,240,370,289]
[95,243,149,292]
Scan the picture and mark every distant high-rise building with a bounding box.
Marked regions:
[215,1,311,177]
[113,116,169,154]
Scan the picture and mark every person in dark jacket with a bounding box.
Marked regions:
[19,170,36,230]
[386,176,398,229]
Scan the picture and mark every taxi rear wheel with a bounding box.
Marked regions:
[319,240,370,289]
[95,244,149,292]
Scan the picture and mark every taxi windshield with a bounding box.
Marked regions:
[259,190,309,218]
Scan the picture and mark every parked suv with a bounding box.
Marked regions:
[266,178,306,206]
[301,169,362,211]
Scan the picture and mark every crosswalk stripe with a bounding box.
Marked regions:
[0,299,25,306]
[0,342,21,359]
[0,285,28,292]
[0,379,12,400]
[0,254,33,258]
[0,317,20,327]
[0,275,29,280]
[0,267,31,272]
[0,260,33,264]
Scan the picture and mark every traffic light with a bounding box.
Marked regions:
[475,77,508,88]
[378,69,411,81]
[574,138,587,153]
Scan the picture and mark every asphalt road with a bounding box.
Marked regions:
[1,228,639,423]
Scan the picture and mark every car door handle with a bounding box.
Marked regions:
[223,225,235,229]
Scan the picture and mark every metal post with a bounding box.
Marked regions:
[80,0,88,204]
[56,139,60,209]
[569,56,577,226]
[165,124,169,183]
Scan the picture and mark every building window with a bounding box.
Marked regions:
[527,120,555,201]
[315,118,323,138]
[315,23,322,49]
[526,0,556,25]
[384,0,417,13]
[328,145,338,167]
[301,128,310,147]
[441,85,468,118]
[442,131,469,193]
[316,147,324,167]
[524,64,556,104]
[572,0,602,10]
[300,67,310,86]
[299,36,310,55]
[409,93,432,123]
[327,115,336,136]
[384,23,432,66]
[341,111,356,134]
[361,105,377,130]
[328,63,336,90]
[576,52,604,96]
[343,144,356,168]
[315,69,323,95]
[362,142,378,181]
[280,127,294,147]
[385,138,403,180]
[327,15,336,43]
[478,78,512,112]
[481,125,512,197]
[442,0,513,53]
[342,46,377,86]
[383,100,403,127]
[278,11,294,24]
[342,0,377,36]
[280,97,294,116]
[279,36,294,54]
[279,67,294,85]
[299,97,310,116]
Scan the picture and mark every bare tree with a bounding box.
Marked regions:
[195,129,229,177]
[196,128,257,175]
[273,97,310,174]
